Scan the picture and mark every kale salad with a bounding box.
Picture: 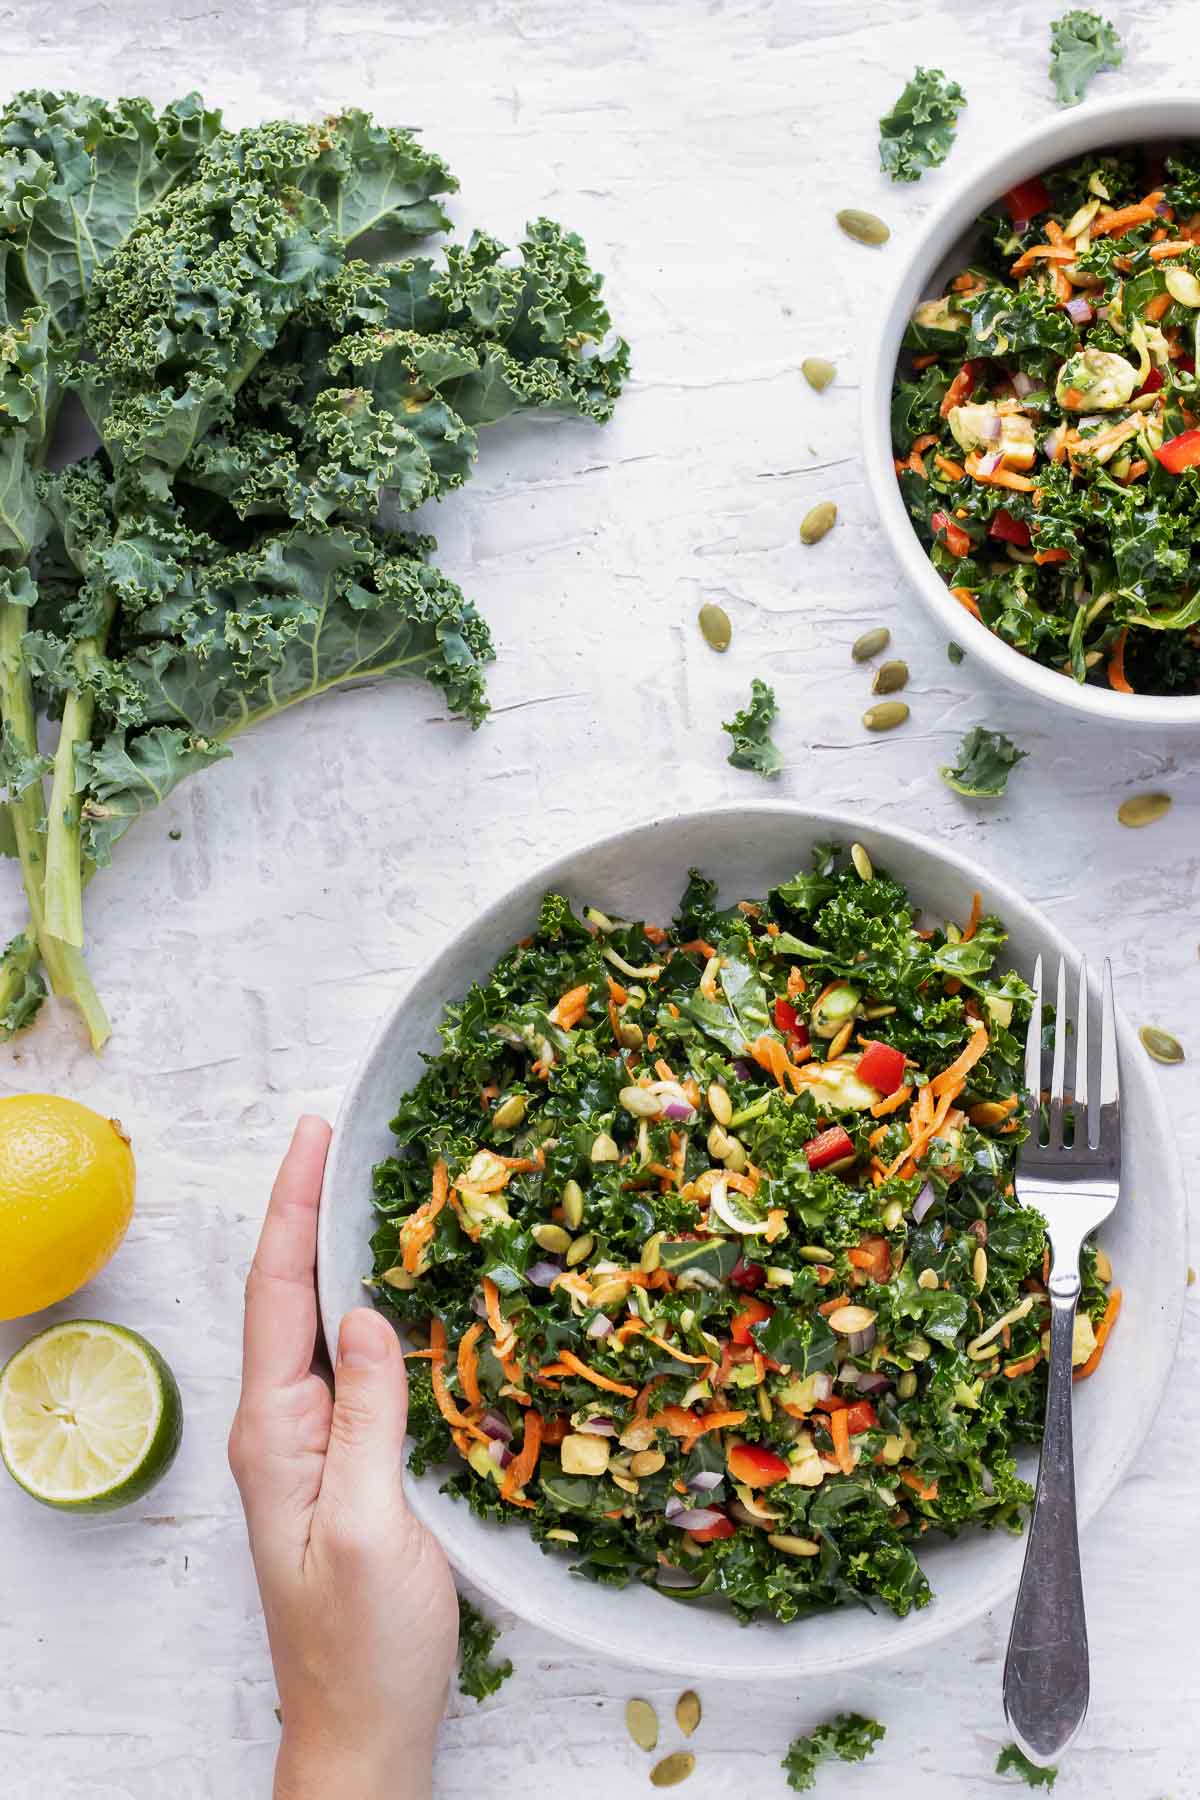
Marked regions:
[368,847,1118,1624]
[892,145,1200,696]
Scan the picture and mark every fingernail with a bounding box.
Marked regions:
[338,1309,391,1369]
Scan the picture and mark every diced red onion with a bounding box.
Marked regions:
[985,415,1003,442]
[470,1292,488,1319]
[1044,426,1064,461]
[847,1324,877,1356]
[1011,370,1038,399]
[1064,296,1093,325]
[480,1409,513,1442]
[665,1494,686,1521]
[487,1438,513,1469]
[1155,200,1171,217]
[732,1058,755,1081]
[673,1507,727,1534]
[811,1372,834,1402]
[661,1101,695,1121]
[656,1564,705,1589]
[853,1370,892,1394]
[975,450,1002,477]
[911,1182,935,1225]
[587,1313,614,1339]
[577,1416,616,1436]
[527,1259,563,1287]
[687,1470,725,1493]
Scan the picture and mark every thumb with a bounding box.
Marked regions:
[319,1308,411,1524]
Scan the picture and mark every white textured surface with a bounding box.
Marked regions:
[1,2,1198,1795]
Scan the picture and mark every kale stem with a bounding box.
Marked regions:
[0,590,111,1047]
[42,590,118,948]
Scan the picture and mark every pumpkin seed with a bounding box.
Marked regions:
[852,626,891,662]
[561,1179,584,1230]
[1095,1246,1112,1283]
[863,700,910,732]
[591,1276,631,1310]
[698,602,732,652]
[674,1690,702,1736]
[800,500,838,545]
[621,1084,664,1118]
[872,659,909,695]
[798,1244,833,1262]
[591,1131,620,1162]
[897,1370,918,1399]
[827,1019,854,1060]
[650,1752,696,1788]
[969,1100,1014,1128]
[766,1532,821,1557]
[625,1699,658,1753]
[1117,791,1171,828]
[722,1137,748,1174]
[850,841,874,882]
[532,1222,571,1254]
[491,1093,527,1130]
[546,1527,579,1542]
[380,1265,417,1290]
[566,1232,595,1267]
[801,356,836,392]
[827,1303,877,1335]
[617,1020,645,1050]
[948,640,965,664]
[630,1447,666,1477]
[611,1471,640,1495]
[837,207,890,246]
[881,1199,904,1231]
[973,1247,988,1291]
[916,1268,939,1291]
[707,1081,733,1127]
[1140,1025,1184,1065]
[640,1231,665,1273]
[1166,266,1200,308]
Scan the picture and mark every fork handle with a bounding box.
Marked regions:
[1002,1272,1090,1766]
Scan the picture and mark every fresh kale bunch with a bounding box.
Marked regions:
[783,1713,886,1791]
[1049,11,1123,107]
[0,91,628,1043]
[456,1595,512,1702]
[879,67,966,183]
[722,677,783,778]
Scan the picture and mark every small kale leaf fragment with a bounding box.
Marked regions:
[879,68,966,184]
[996,1742,1058,1788]
[457,1594,513,1702]
[940,726,1027,798]
[723,677,783,779]
[1049,11,1123,107]
[783,1713,886,1791]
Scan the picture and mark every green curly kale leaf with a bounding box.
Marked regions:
[723,677,783,779]
[997,1742,1058,1787]
[1048,11,1123,107]
[457,1596,513,1702]
[879,68,966,184]
[783,1714,886,1791]
[0,90,627,1044]
[940,727,1027,798]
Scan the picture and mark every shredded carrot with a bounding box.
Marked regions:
[786,966,807,999]
[402,1160,449,1273]
[900,1469,939,1500]
[1150,239,1192,260]
[456,1321,485,1410]
[816,1292,850,1316]
[1124,458,1149,482]
[829,1408,855,1476]
[911,432,940,454]
[1003,1352,1041,1381]
[950,585,982,621]
[1091,201,1158,238]
[646,1333,713,1366]
[929,1024,990,1098]
[961,890,982,942]
[911,351,939,369]
[940,364,976,418]
[549,983,590,1030]
[606,975,629,1005]
[965,452,1036,492]
[933,453,965,481]
[1145,291,1172,322]
[500,1409,543,1501]
[654,1057,677,1082]
[402,1347,441,1360]
[1075,1287,1122,1380]
[635,1374,670,1419]
[556,1349,638,1397]
[643,924,668,945]
[848,1235,892,1283]
[680,937,717,958]
[1010,243,1076,276]
[867,1124,889,1148]
[1107,627,1134,694]
[429,1318,488,1442]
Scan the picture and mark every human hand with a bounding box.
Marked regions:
[229,1116,459,1800]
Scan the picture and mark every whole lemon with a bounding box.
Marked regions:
[0,1095,135,1321]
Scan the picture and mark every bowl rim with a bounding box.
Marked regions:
[317,801,1187,1676]
[861,88,1200,728]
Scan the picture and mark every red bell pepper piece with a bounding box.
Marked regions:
[856,1039,908,1095]
[730,1256,766,1292]
[1156,428,1200,473]
[1004,176,1052,228]
[938,361,979,418]
[843,1400,880,1435]
[931,509,972,559]
[1178,354,1196,374]
[987,507,1032,548]
[1135,366,1165,398]
[773,996,800,1033]
[804,1124,854,1171]
[727,1442,790,1488]
[730,1294,773,1346]
[687,1512,736,1542]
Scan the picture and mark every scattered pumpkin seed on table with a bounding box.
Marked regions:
[675,1691,702,1737]
[851,626,890,663]
[801,356,836,391]
[1139,1026,1185,1065]
[625,1698,659,1752]
[863,700,910,731]
[650,1752,696,1787]
[836,207,890,245]
[698,602,732,652]
[800,501,837,545]
[872,659,909,695]
[1117,792,1171,828]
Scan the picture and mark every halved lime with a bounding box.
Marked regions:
[0,1320,182,1511]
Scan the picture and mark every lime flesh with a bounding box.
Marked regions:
[0,1320,182,1510]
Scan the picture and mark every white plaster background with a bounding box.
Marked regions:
[1,1,1198,1794]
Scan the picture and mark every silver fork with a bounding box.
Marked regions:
[1002,955,1121,1768]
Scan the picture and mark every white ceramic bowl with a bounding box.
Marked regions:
[862,91,1200,729]
[318,806,1186,1678]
